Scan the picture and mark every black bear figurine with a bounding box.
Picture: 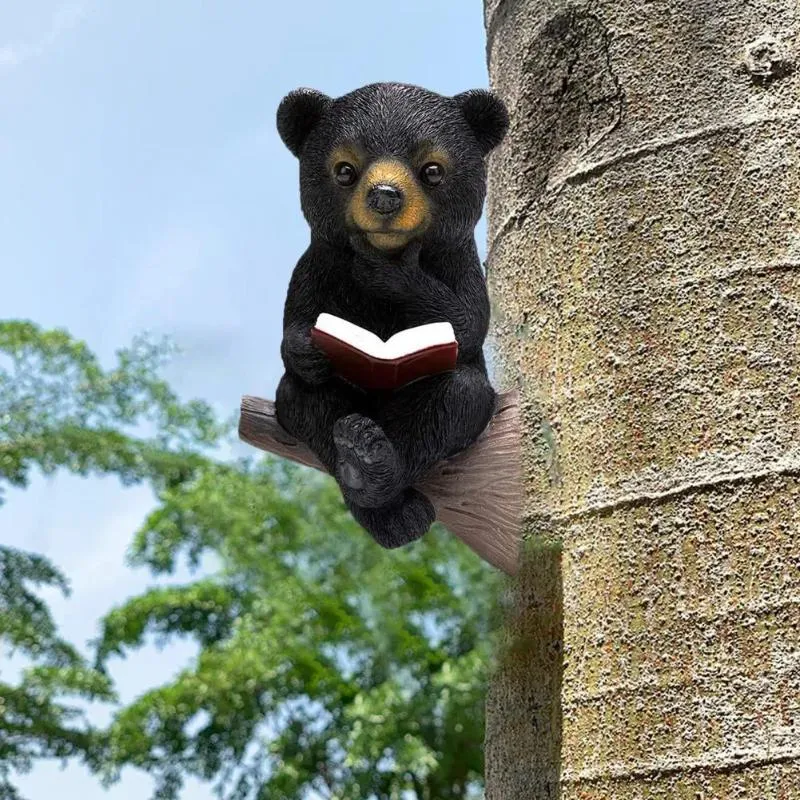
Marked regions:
[274,82,509,548]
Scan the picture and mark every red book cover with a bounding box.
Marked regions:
[309,314,458,391]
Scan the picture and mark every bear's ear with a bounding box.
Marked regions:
[453,89,509,156]
[276,88,332,157]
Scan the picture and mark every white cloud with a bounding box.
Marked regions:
[0,3,87,70]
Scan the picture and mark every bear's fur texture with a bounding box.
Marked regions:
[274,82,509,548]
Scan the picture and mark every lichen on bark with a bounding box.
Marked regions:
[483,0,800,797]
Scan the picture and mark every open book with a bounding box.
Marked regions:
[310,312,458,390]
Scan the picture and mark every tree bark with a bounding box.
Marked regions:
[483,1,800,797]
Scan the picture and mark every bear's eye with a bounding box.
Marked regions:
[420,162,445,186]
[334,162,358,187]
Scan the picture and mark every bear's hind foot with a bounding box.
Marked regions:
[333,414,404,508]
[346,488,435,549]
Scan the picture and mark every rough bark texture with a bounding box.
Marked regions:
[483,1,800,797]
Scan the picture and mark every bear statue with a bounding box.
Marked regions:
[274,81,509,549]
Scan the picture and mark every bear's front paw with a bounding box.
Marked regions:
[349,236,421,295]
[282,332,333,385]
[346,488,435,548]
[292,348,333,385]
[333,414,404,508]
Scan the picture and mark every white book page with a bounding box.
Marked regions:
[314,313,386,358]
[383,322,455,360]
[315,314,455,360]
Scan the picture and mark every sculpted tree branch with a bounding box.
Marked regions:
[238,390,522,575]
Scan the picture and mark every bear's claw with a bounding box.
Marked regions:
[333,414,404,507]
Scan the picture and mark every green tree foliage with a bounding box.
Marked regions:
[0,320,501,800]
[0,547,114,800]
[95,460,501,800]
[0,321,220,798]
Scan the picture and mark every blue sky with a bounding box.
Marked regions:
[1,2,493,797]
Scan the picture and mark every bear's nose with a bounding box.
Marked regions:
[366,184,403,216]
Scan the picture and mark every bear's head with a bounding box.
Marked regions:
[276,82,509,254]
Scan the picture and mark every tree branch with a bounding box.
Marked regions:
[238,391,522,575]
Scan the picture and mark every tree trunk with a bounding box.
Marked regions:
[483,1,800,798]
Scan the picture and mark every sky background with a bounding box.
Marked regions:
[1,2,493,797]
